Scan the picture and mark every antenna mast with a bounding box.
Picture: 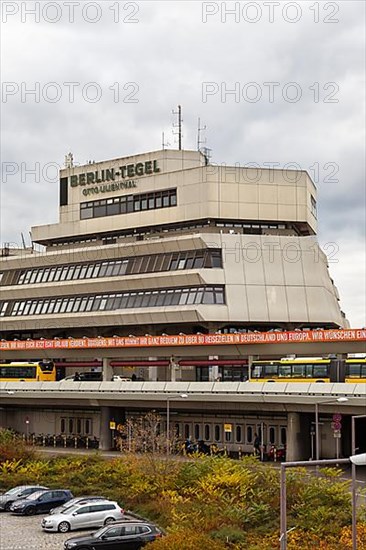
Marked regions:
[172,105,183,150]
[197,117,207,151]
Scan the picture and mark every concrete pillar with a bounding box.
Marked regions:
[286,412,302,461]
[247,355,253,381]
[209,356,219,381]
[148,358,158,381]
[99,406,112,451]
[102,358,113,381]
[169,356,178,382]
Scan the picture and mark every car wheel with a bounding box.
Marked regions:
[104,517,115,525]
[4,502,13,511]
[58,521,71,533]
[25,507,35,516]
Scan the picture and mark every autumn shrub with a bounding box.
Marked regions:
[148,530,229,550]
[1,450,365,549]
[0,428,35,462]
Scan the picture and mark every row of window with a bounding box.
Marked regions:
[60,417,92,435]
[80,188,177,219]
[2,286,225,317]
[175,423,287,446]
[14,249,222,286]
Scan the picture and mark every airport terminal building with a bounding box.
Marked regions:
[0,148,347,341]
[1,148,359,459]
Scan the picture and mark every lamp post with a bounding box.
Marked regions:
[280,453,366,550]
[314,397,348,460]
[351,415,366,550]
[166,393,188,454]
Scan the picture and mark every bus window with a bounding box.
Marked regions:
[279,366,292,378]
[313,365,329,378]
[292,364,306,378]
[348,364,361,378]
[251,365,262,378]
[264,365,279,378]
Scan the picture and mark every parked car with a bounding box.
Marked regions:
[10,489,73,515]
[112,375,132,381]
[0,486,48,512]
[50,496,106,515]
[42,500,124,532]
[62,372,103,382]
[63,521,164,549]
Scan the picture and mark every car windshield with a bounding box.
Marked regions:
[62,505,80,514]
[5,487,23,495]
[25,491,46,500]
[60,505,75,514]
[93,527,108,538]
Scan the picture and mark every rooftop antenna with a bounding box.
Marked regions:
[197,117,207,151]
[172,105,183,150]
[162,132,170,150]
[64,152,74,168]
[29,231,34,250]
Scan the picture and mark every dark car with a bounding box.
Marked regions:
[64,521,164,549]
[10,489,73,515]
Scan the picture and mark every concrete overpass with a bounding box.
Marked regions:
[1,380,365,461]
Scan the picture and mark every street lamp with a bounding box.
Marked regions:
[166,393,188,455]
[351,415,366,550]
[314,397,348,460]
[280,453,366,550]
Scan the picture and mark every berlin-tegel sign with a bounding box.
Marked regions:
[1,329,365,352]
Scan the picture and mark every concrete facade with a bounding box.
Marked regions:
[0,148,347,338]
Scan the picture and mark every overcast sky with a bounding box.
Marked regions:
[1,1,365,327]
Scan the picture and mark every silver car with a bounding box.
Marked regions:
[41,500,124,532]
[0,486,48,512]
[50,496,105,515]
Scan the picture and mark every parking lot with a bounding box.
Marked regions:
[0,513,93,550]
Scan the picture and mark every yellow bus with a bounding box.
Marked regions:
[0,361,56,382]
[251,357,366,383]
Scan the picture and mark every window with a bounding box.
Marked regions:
[281,427,287,445]
[269,427,276,445]
[236,426,242,443]
[204,424,210,440]
[247,426,253,443]
[11,249,223,286]
[80,188,177,220]
[311,194,317,218]
[194,424,200,440]
[214,425,221,442]
[4,285,225,316]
